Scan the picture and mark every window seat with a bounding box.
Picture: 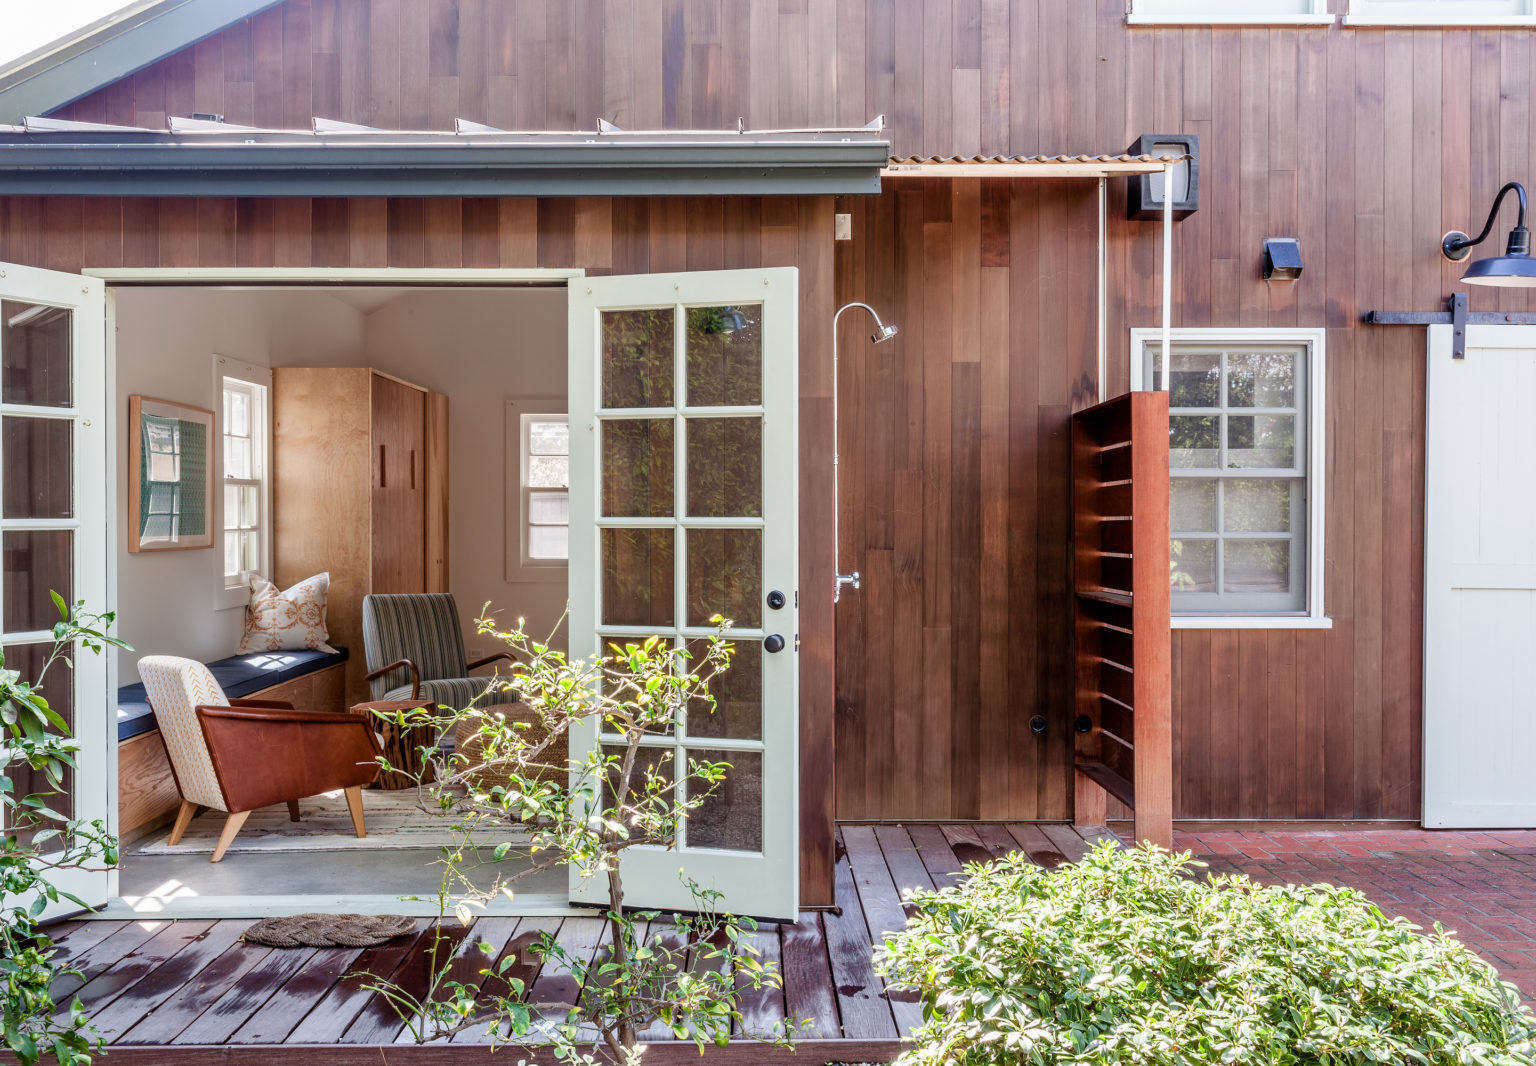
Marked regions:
[117,647,349,741]
[117,647,349,843]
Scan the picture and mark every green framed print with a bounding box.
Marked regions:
[128,394,215,553]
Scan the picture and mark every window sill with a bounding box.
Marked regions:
[216,585,251,612]
[1343,14,1536,25]
[1128,14,1336,24]
[1172,615,1333,630]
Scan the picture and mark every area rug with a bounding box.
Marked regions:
[138,789,528,855]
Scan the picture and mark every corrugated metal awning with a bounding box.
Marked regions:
[885,154,1177,178]
[0,116,893,196]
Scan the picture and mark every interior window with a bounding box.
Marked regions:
[522,413,570,564]
[221,374,268,587]
[1143,341,1312,616]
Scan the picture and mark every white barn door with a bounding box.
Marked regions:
[1425,324,1536,827]
[566,268,799,919]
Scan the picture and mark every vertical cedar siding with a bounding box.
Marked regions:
[18,0,1536,829]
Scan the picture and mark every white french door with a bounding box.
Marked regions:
[1424,324,1536,827]
[567,268,799,919]
[0,262,111,914]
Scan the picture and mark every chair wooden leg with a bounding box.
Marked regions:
[344,786,366,838]
[210,811,250,863]
[286,799,302,822]
[167,800,198,845]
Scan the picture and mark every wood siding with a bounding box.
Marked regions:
[32,0,1536,822]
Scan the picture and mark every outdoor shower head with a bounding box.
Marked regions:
[871,322,899,343]
[833,301,899,601]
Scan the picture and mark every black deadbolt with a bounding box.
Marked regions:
[763,634,786,653]
[766,590,786,610]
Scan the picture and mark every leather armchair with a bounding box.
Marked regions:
[139,656,383,862]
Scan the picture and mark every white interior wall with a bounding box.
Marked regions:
[113,285,568,685]
[113,288,364,677]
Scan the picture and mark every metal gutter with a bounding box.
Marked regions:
[0,131,891,196]
[0,0,284,125]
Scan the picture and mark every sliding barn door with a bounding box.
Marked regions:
[567,269,799,919]
[0,263,111,914]
[1424,324,1536,827]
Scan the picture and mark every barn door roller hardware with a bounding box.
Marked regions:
[1365,294,1536,359]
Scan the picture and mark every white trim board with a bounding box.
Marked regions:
[1130,326,1330,630]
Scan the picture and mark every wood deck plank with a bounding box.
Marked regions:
[840,827,923,1036]
[450,916,560,1044]
[778,915,839,1040]
[733,924,786,1039]
[340,923,472,1044]
[116,940,276,1045]
[231,944,365,1044]
[823,835,898,1040]
[904,823,965,887]
[635,919,689,1042]
[50,921,169,1002]
[523,915,608,1040]
[88,921,255,1044]
[1006,823,1066,867]
[872,824,937,904]
[974,822,1025,857]
[174,944,323,1044]
[400,916,523,1045]
[938,822,994,865]
[284,920,431,1044]
[44,920,131,965]
[1039,823,1091,863]
[64,920,217,1019]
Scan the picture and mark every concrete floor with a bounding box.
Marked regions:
[118,830,566,915]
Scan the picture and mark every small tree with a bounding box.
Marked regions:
[367,613,795,1064]
[1,596,128,1066]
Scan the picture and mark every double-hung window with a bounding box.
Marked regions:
[217,358,271,598]
[521,413,570,565]
[1132,328,1328,627]
[1127,0,1335,24]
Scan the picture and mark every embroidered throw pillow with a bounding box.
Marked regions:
[237,572,338,654]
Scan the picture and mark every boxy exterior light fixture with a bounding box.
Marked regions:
[1262,238,1303,282]
[1127,133,1198,221]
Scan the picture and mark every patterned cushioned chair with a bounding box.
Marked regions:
[360,593,523,741]
[138,655,383,862]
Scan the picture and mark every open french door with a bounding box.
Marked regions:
[567,268,798,920]
[0,262,111,915]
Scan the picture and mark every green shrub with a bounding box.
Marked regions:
[877,843,1536,1066]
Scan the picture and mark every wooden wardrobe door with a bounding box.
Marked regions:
[371,373,427,592]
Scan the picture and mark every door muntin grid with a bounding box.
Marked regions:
[594,303,768,855]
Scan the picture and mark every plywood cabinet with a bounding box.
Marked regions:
[273,368,449,703]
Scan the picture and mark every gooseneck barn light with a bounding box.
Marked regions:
[832,302,899,602]
[1442,181,1536,288]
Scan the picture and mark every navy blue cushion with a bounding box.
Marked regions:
[117,646,349,742]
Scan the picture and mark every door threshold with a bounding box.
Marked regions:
[93,892,583,920]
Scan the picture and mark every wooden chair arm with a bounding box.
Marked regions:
[467,651,516,672]
[365,658,421,699]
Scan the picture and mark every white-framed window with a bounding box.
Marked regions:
[215,357,272,606]
[505,398,570,581]
[1345,0,1534,25]
[1131,328,1330,629]
[1128,0,1334,24]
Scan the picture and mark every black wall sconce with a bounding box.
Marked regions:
[1261,238,1303,282]
[1127,133,1199,220]
[1442,181,1536,288]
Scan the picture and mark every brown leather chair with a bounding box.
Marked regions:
[138,655,383,861]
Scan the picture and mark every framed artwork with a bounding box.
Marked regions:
[128,395,215,552]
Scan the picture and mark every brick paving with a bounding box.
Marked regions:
[1168,828,1536,997]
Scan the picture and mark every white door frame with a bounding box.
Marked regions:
[1424,322,1536,827]
[90,266,584,917]
[567,268,800,920]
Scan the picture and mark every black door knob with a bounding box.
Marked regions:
[766,590,786,610]
[763,634,786,653]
